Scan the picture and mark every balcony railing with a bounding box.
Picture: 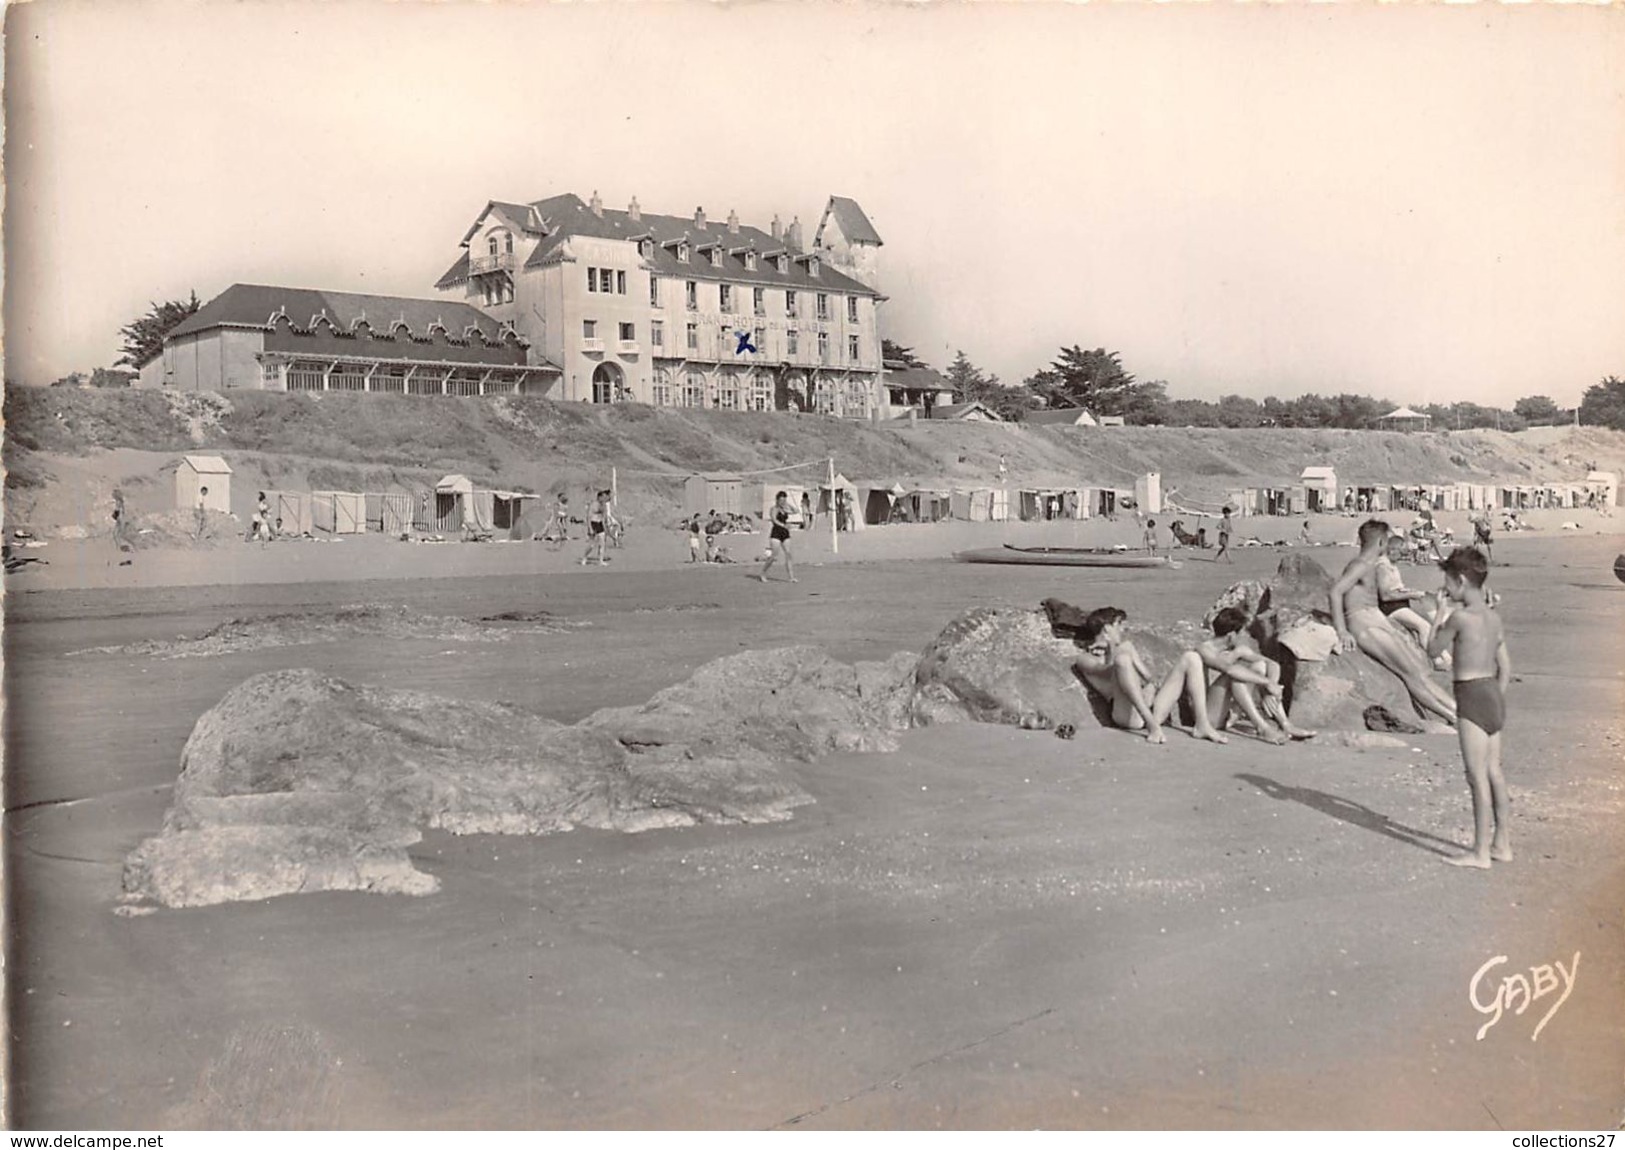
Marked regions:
[617,340,640,355]
[470,252,516,275]
[581,338,605,353]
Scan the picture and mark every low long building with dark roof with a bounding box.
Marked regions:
[435,191,887,417]
[137,284,560,396]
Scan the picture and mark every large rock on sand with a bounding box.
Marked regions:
[910,605,1203,731]
[125,648,918,909]
[1217,553,1439,730]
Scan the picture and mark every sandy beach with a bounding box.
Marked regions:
[4,516,1623,1129]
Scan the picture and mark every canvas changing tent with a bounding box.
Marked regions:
[1300,467,1337,512]
[364,492,414,534]
[432,474,474,532]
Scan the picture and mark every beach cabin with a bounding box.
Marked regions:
[989,488,1011,522]
[364,492,414,534]
[312,490,365,534]
[858,485,897,526]
[175,455,232,513]
[484,490,541,539]
[908,489,953,523]
[1587,471,1618,507]
[1300,467,1337,512]
[1353,484,1388,512]
[685,473,744,519]
[433,474,474,532]
[1134,473,1163,515]
[265,489,311,535]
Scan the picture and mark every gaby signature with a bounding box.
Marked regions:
[1470,951,1579,1041]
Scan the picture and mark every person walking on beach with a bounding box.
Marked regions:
[547,492,571,546]
[1427,547,1513,869]
[580,489,616,566]
[757,490,797,583]
[687,515,703,563]
[1142,518,1159,557]
[111,488,132,553]
[801,490,814,531]
[1214,507,1234,563]
[194,487,209,540]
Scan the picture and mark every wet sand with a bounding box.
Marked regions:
[4,527,1623,1128]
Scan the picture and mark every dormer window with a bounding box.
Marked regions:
[677,243,690,263]
[809,257,820,278]
[745,252,758,271]
[639,239,654,259]
[708,248,722,268]
[775,254,789,274]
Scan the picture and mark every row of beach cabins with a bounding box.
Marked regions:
[177,455,1619,542]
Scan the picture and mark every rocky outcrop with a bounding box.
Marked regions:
[910,605,1204,731]
[124,649,916,909]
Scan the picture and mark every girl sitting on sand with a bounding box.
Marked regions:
[1072,607,1227,745]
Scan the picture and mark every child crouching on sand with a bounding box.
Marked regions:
[1197,608,1317,744]
[1427,548,1513,870]
[1073,608,1227,745]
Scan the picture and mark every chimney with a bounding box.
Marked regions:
[694,206,707,230]
[787,216,803,252]
[727,208,739,235]
[770,214,782,240]
[589,190,603,218]
[628,195,641,222]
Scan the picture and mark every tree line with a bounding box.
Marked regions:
[885,340,1625,432]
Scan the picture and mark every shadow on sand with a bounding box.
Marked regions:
[1235,773,1458,857]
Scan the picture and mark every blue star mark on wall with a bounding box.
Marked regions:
[735,331,757,355]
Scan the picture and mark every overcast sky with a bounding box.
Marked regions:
[5,1,1623,406]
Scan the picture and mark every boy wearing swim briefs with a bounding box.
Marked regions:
[1428,548,1513,869]
[1330,519,1457,725]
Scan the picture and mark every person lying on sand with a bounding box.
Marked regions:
[1330,519,1457,725]
[1197,608,1317,744]
[1073,607,1227,745]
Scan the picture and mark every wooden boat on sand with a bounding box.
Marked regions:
[953,545,1179,569]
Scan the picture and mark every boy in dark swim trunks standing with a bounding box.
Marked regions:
[1427,548,1512,869]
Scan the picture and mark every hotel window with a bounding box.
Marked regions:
[816,293,829,320]
[708,248,722,268]
[583,320,597,339]
[616,270,626,295]
[640,239,654,259]
[754,327,765,355]
[785,290,797,317]
[652,368,673,406]
[847,296,859,323]
[787,329,799,356]
[718,374,739,411]
[818,331,830,362]
[719,284,733,313]
[686,281,698,309]
[745,252,758,271]
[848,335,860,362]
[587,267,597,293]
[753,287,765,315]
[505,234,514,254]
[686,323,698,351]
[650,277,661,306]
[775,255,788,273]
[602,269,617,293]
[652,320,664,348]
[677,243,690,263]
[619,322,636,343]
[683,370,706,408]
[748,372,773,412]
[489,236,499,257]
